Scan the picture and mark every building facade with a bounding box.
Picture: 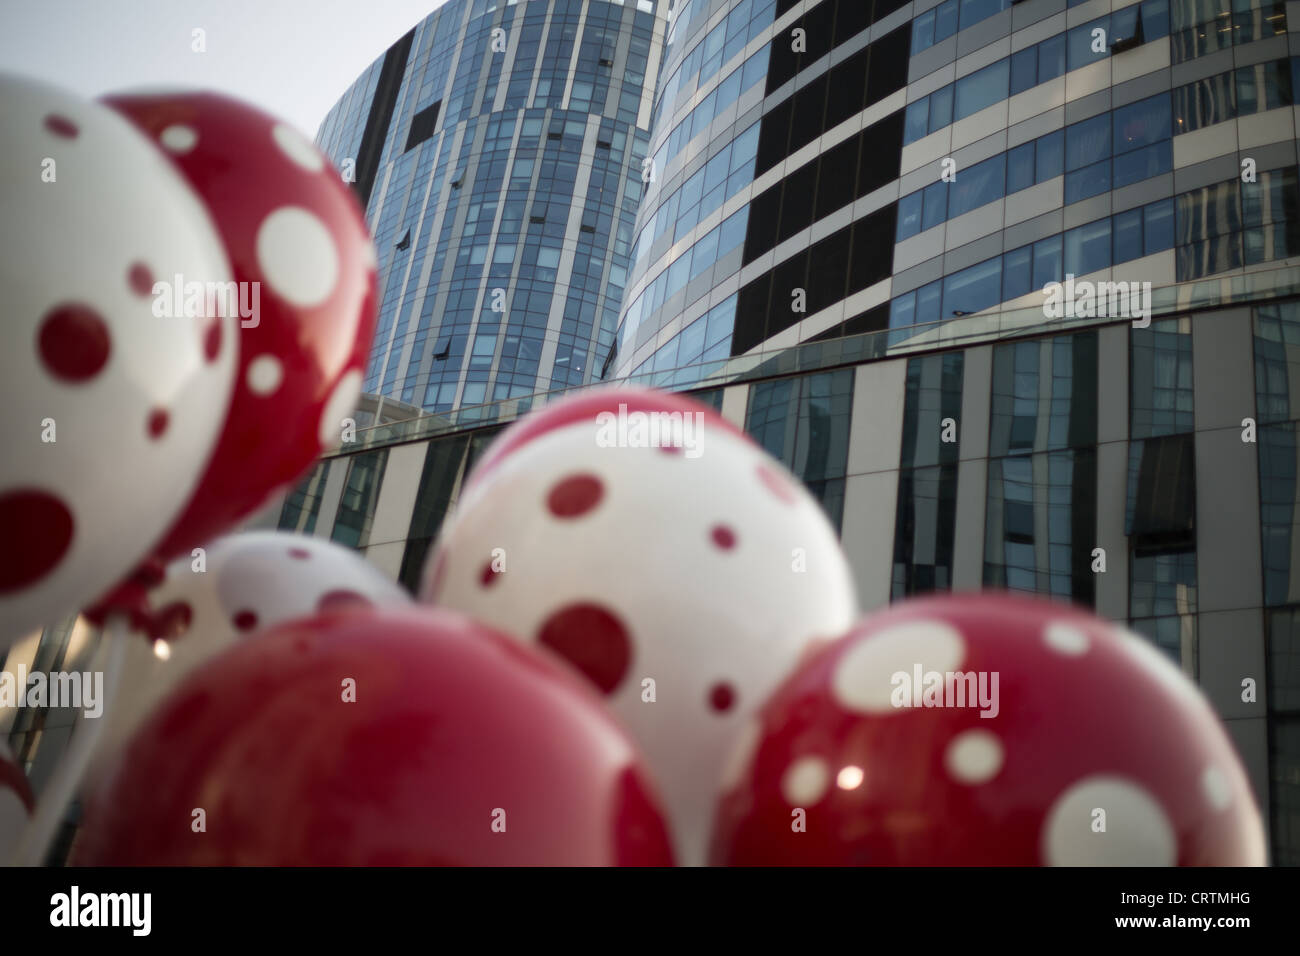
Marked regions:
[315,0,667,414]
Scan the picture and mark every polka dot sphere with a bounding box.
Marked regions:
[86,530,410,785]
[710,592,1267,865]
[0,75,237,647]
[102,90,378,565]
[421,386,858,865]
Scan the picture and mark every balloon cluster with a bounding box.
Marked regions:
[1,77,1267,866]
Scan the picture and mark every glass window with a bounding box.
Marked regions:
[1007,141,1036,193]
[1131,317,1194,438]
[912,8,937,52]
[1066,112,1112,171]
[1173,71,1235,133]
[1065,159,1111,204]
[936,0,960,41]
[1113,94,1171,153]
[1037,33,1066,83]
[1036,129,1065,182]
[1003,244,1032,299]
[1264,607,1300,865]
[1144,197,1175,253]
[1010,47,1037,96]
[954,59,1010,121]
[331,449,389,549]
[1033,234,1063,289]
[278,462,328,535]
[897,190,923,240]
[930,86,955,134]
[949,154,1005,219]
[917,280,943,325]
[1064,218,1112,275]
[893,466,959,598]
[1236,59,1294,116]
[922,181,948,231]
[1114,207,1144,263]
[942,256,1002,317]
[1113,140,1172,189]
[905,97,930,143]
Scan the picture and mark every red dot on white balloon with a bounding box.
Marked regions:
[537,603,631,695]
[256,206,339,307]
[709,682,736,712]
[233,610,259,632]
[246,355,284,395]
[38,304,111,382]
[272,123,325,172]
[547,474,603,518]
[288,547,311,560]
[128,262,154,296]
[711,524,736,550]
[480,562,501,588]
[44,114,78,138]
[203,319,223,363]
[160,124,198,153]
[147,408,169,440]
[0,490,74,593]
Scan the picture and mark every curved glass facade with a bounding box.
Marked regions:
[316,0,667,412]
[612,0,1300,389]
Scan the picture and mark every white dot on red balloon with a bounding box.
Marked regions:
[319,369,362,448]
[246,354,283,395]
[1044,622,1090,656]
[160,124,197,153]
[945,729,1003,784]
[1203,766,1232,811]
[256,207,339,307]
[362,242,378,270]
[1041,776,1176,865]
[831,619,966,713]
[781,756,830,806]
[271,123,325,172]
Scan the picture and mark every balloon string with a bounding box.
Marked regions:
[9,613,128,866]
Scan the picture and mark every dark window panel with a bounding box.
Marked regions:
[834,0,874,44]
[865,24,910,107]
[1129,433,1197,543]
[815,135,860,220]
[826,47,870,130]
[404,100,441,152]
[848,203,898,293]
[732,273,773,355]
[767,251,811,340]
[789,73,830,154]
[777,162,818,243]
[744,182,784,262]
[755,98,793,176]
[806,227,852,315]
[857,110,905,197]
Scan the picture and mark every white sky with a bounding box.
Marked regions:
[0,0,448,138]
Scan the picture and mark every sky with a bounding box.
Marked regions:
[0,0,448,138]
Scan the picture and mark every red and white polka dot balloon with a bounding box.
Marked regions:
[0,741,34,858]
[421,386,858,864]
[711,592,1267,865]
[102,90,378,564]
[88,530,410,777]
[76,606,675,865]
[0,75,237,647]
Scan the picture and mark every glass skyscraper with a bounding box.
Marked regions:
[316,0,666,414]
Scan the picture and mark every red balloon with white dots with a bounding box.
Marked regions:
[420,386,859,864]
[710,592,1267,866]
[102,90,379,565]
[75,606,675,866]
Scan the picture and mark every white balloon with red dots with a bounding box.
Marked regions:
[0,75,237,646]
[421,401,858,865]
[86,530,411,784]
